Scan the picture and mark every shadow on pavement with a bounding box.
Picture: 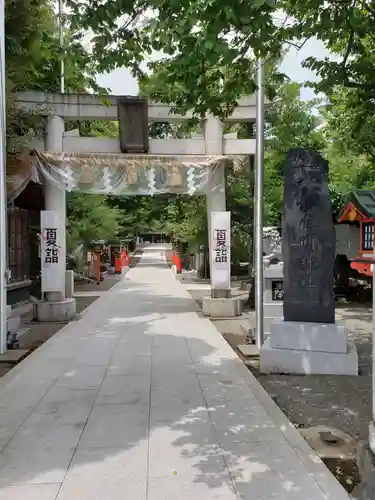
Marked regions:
[0,247,338,499]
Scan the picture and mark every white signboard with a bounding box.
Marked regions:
[211,211,231,290]
[41,210,64,295]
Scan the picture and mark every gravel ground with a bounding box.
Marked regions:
[247,302,372,442]
[188,290,373,492]
[188,290,373,442]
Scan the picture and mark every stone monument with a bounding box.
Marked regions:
[283,150,334,324]
[260,148,358,375]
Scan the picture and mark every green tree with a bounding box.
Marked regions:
[282,1,375,99]
[321,88,375,217]
[67,193,122,253]
[322,86,375,163]
[6,0,102,154]
[6,0,122,256]
[68,0,287,117]
[68,0,375,116]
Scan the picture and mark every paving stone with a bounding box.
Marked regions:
[96,375,150,405]
[24,389,97,427]
[148,476,237,500]
[64,443,148,481]
[79,403,149,449]
[108,352,151,376]
[0,483,61,500]
[0,246,349,500]
[0,443,75,485]
[209,402,284,444]
[57,477,146,500]
[148,425,223,478]
[0,408,35,451]
[51,366,107,391]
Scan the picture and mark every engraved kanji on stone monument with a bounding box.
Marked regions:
[283,148,335,323]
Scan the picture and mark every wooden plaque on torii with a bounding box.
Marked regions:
[117,97,149,154]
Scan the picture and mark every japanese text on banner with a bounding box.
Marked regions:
[44,228,59,264]
[211,211,231,290]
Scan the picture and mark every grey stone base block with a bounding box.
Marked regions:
[211,288,231,299]
[237,344,259,357]
[259,338,358,375]
[33,298,76,322]
[264,263,283,279]
[202,297,241,318]
[264,302,283,318]
[264,316,275,334]
[270,318,348,353]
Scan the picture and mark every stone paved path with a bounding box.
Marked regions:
[0,245,350,499]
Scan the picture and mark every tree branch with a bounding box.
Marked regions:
[286,38,308,51]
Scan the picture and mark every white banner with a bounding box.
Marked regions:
[210,211,231,290]
[40,210,64,295]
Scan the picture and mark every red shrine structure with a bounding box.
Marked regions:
[337,190,375,277]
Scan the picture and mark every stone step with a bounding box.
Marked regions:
[0,349,30,364]
[237,344,259,357]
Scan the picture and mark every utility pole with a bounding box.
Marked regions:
[254,58,265,348]
[0,0,7,354]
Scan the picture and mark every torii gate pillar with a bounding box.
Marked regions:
[33,116,76,322]
[203,116,241,317]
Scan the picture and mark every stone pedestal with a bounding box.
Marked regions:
[260,318,358,375]
[263,263,283,333]
[65,270,74,299]
[33,298,76,323]
[202,296,241,318]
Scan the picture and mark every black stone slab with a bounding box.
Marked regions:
[283,148,335,324]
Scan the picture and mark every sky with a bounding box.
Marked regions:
[96,37,330,102]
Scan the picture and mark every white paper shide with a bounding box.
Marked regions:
[41,210,64,295]
[211,211,231,290]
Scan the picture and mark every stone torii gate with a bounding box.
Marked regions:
[13,91,257,322]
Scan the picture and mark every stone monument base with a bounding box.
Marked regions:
[259,318,358,375]
[33,298,76,322]
[264,303,283,333]
[202,297,241,318]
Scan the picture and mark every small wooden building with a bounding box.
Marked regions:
[337,190,375,277]
[6,153,45,304]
